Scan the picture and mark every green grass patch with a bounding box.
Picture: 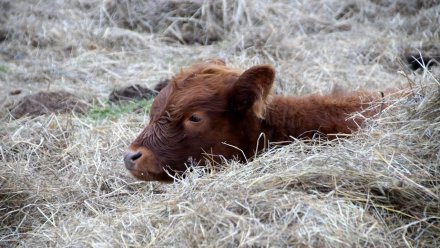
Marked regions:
[85,99,153,121]
[0,64,8,73]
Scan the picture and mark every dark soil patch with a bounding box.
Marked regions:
[9,89,22,95]
[108,79,169,104]
[406,54,439,70]
[369,0,440,15]
[154,79,170,92]
[109,84,157,103]
[335,4,360,20]
[9,91,88,118]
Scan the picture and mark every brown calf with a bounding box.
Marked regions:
[124,60,382,182]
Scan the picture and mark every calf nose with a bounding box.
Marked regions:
[124,151,142,169]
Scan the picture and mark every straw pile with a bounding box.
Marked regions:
[1,0,439,247]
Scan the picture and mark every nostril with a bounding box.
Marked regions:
[124,151,142,169]
[130,152,142,161]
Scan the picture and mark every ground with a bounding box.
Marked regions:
[0,0,439,247]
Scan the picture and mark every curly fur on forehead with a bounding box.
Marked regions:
[172,62,241,88]
[155,62,243,116]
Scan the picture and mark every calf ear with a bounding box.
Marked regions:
[228,65,275,118]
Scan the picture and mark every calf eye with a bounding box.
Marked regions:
[189,115,201,123]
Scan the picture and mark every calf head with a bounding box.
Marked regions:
[125,60,275,182]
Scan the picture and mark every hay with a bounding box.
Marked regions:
[1,0,439,247]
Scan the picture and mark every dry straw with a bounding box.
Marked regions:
[1,0,439,247]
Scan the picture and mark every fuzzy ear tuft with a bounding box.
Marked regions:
[207,58,226,66]
[228,65,275,118]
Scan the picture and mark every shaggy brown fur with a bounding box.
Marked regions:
[124,60,382,182]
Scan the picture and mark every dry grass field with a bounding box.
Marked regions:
[1,0,439,247]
